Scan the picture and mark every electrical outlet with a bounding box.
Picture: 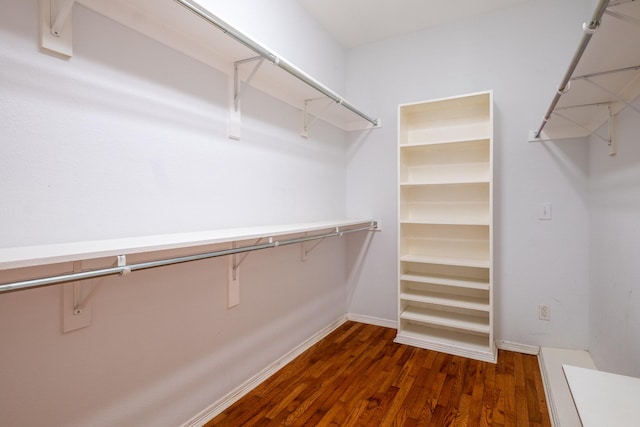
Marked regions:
[539,304,550,321]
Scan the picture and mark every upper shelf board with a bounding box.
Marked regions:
[0,219,376,270]
[530,1,640,142]
[41,0,380,132]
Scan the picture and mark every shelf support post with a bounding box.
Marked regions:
[39,0,75,58]
[229,56,264,140]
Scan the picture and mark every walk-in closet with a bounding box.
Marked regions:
[1,0,639,425]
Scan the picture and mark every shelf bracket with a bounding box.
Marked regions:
[301,232,325,261]
[226,238,265,308]
[607,105,617,156]
[301,97,336,138]
[301,227,347,261]
[62,261,92,333]
[229,56,264,140]
[551,110,611,144]
[581,76,640,117]
[548,107,617,156]
[605,8,640,30]
[62,254,128,332]
[39,0,75,58]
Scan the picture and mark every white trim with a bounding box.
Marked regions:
[538,347,596,427]
[394,335,497,363]
[346,313,397,329]
[496,340,540,355]
[181,315,348,427]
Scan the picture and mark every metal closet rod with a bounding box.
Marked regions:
[173,0,379,127]
[0,223,377,294]
[533,0,611,138]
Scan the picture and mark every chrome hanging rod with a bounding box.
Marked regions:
[173,0,379,128]
[0,223,377,294]
[533,0,611,139]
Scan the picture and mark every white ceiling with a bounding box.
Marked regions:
[297,0,530,48]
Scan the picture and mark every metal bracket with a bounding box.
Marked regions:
[72,255,129,315]
[301,232,326,261]
[229,56,264,140]
[232,238,263,279]
[607,105,617,156]
[581,76,640,117]
[39,0,75,58]
[548,106,617,156]
[62,261,92,332]
[551,110,611,144]
[605,8,640,30]
[301,97,336,138]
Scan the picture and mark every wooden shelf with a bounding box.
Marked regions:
[400,218,490,226]
[400,254,490,269]
[395,323,495,362]
[400,139,490,184]
[400,289,489,312]
[399,177,490,186]
[0,219,375,270]
[399,134,491,148]
[400,306,490,335]
[400,223,490,269]
[400,272,490,291]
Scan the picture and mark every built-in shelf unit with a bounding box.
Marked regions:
[396,91,496,363]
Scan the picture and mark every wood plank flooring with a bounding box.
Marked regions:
[205,321,551,426]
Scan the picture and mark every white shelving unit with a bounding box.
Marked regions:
[396,91,496,363]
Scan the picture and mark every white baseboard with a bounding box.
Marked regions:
[346,313,397,329]
[496,340,540,355]
[181,315,348,427]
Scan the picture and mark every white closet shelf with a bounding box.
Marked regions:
[530,0,640,152]
[400,290,489,312]
[0,219,376,271]
[400,254,490,270]
[399,178,490,186]
[396,324,494,361]
[41,0,379,133]
[400,273,490,291]
[400,137,491,148]
[400,219,490,226]
[400,306,490,335]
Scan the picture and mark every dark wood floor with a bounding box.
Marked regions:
[206,321,551,426]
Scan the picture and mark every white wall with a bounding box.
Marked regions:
[345,0,594,348]
[588,106,640,377]
[0,1,359,426]
[196,0,346,93]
